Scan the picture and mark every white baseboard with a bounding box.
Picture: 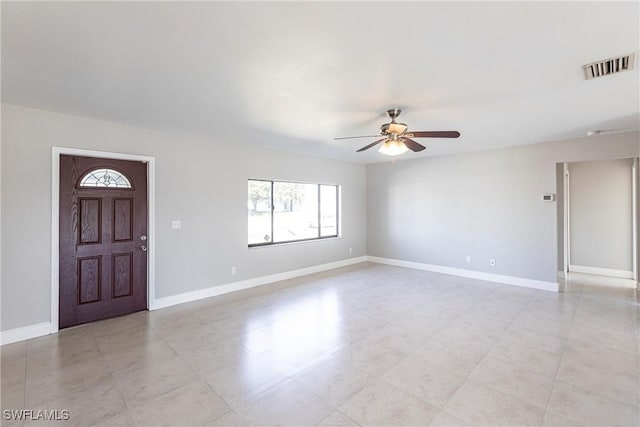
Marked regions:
[569,265,634,279]
[151,256,368,310]
[0,322,52,346]
[367,256,558,292]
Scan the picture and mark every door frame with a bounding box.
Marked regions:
[51,147,156,334]
[562,157,638,282]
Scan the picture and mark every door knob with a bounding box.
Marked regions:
[140,245,147,252]
[140,235,147,241]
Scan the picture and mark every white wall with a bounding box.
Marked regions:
[1,104,367,331]
[366,132,639,283]
[568,158,634,274]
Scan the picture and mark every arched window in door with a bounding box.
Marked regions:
[79,168,132,188]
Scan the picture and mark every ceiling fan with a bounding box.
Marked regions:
[335,109,460,156]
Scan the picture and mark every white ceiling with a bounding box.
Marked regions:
[2,1,639,163]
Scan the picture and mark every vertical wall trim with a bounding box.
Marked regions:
[633,158,638,281]
[563,163,570,273]
[51,149,60,333]
[51,147,156,332]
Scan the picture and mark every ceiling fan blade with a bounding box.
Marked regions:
[356,138,386,152]
[334,135,381,140]
[408,131,461,138]
[401,137,426,152]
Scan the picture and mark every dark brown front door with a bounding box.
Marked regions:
[59,155,148,328]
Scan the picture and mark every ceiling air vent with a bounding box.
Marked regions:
[583,53,636,80]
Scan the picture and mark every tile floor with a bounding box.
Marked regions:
[1,263,639,426]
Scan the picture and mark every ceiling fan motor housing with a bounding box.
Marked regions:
[381,109,408,135]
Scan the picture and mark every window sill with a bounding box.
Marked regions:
[248,235,341,249]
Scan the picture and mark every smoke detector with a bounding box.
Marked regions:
[583,53,636,80]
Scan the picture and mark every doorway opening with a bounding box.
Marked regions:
[557,157,638,291]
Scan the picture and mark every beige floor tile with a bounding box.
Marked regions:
[233,379,333,427]
[467,356,555,408]
[25,357,112,407]
[543,380,639,426]
[339,379,440,426]
[365,324,431,353]
[1,342,27,360]
[204,411,248,427]
[1,356,26,386]
[293,356,373,407]
[26,331,100,380]
[444,379,545,426]
[499,323,567,355]
[569,320,639,355]
[26,379,126,427]
[486,335,563,376]
[318,411,361,427]
[561,339,639,375]
[556,341,640,405]
[382,356,466,409]
[574,308,636,335]
[198,352,290,408]
[238,319,311,355]
[488,286,542,304]
[525,301,578,325]
[259,337,339,376]
[411,337,485,377]
[465,297,526,323]
[93,326,161,356]
[148,306,206,338]
[112,357,199,408]
[334,314,387,343]
[205,313,275,338]
[432,293,478,313]
[26,326,93,353]
[332,338,408,377]
[102,339,179,372]
[162,324,223,356]
[26,345,103,380]
[511,310,573,338]
[433,314,508,355]
[1,380,25,411]
[89,312,151,339]
[179,339,253,374]
[391,307,461,337]
[428,411,468,427]
[91,411,136,427]
[128,380,229,427]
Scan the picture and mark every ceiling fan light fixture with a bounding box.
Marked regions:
[378,139,409,156]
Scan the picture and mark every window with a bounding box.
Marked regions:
[79,168,132,188]
[248,180,339,246]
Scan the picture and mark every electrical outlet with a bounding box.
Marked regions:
[349,247,353,254]
[466,255,472,263]
[489,259,496,267]
[171,220,182,230]
[231,266,237,275]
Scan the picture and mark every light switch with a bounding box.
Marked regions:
[171,220,182,230]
